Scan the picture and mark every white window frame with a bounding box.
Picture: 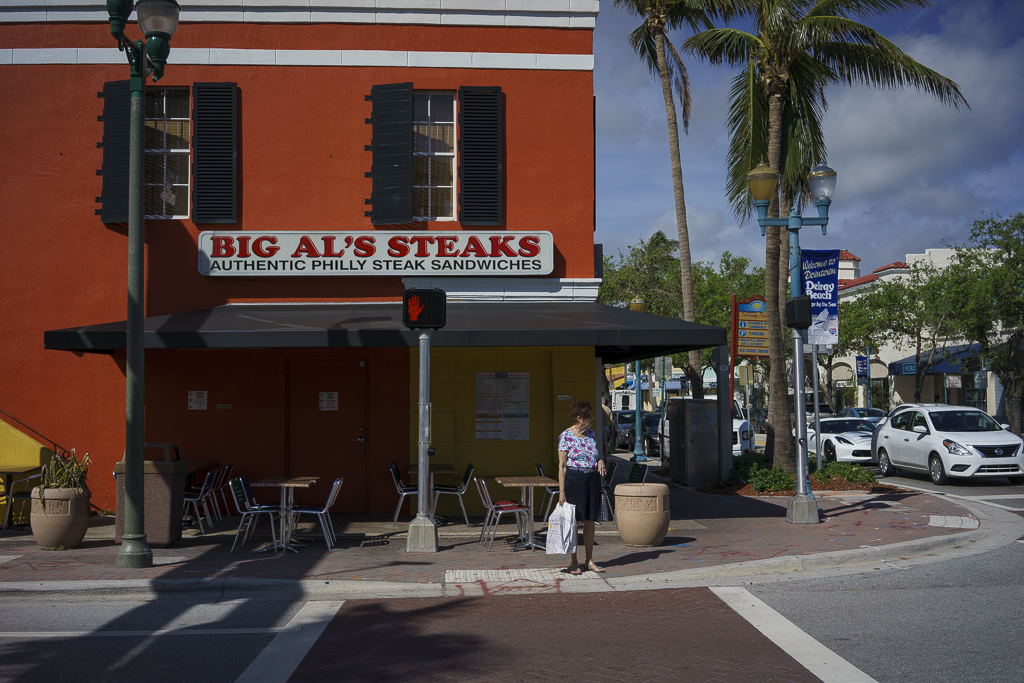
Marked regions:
[412,90,456,222]
[144,87,190,220]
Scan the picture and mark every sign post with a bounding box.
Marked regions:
[403,288,446,553]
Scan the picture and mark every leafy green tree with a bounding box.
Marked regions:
[614,0,743,398]
[599,230,683,318]
[691,252,766,374]
[816,296,879,409]
[866,262,956,403]
[685,0,968,471]
[946,212,1024,435]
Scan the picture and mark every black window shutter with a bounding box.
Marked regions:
[458,86,504,226]
[100,80,130,224]
[370,83,414,225]
[192,82,238,223]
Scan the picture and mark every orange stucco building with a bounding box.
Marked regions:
[1,1,723,523]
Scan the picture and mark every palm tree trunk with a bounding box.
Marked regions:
[654,28,703,398]
[765,79,795,472]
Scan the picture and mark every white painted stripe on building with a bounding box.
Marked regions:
[5,47,594,70]
[234,601,343,683]
[0,1,599,28]
[711,587,879,683]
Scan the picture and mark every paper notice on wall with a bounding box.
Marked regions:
[320,392,339,411]
[188,391,208,410]
[475,372,529,440]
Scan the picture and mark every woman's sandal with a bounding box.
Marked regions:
[567,563,583,576]
[586,561,606,573]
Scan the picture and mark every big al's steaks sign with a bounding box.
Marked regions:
[198,231,554,277]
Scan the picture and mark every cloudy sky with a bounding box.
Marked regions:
[593,0,1024,275]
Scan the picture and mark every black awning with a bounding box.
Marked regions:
[44,302,726,363]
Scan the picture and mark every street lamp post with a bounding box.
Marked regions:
[748,162,837,525]
[107,0,180,569]
[629,299,648,462]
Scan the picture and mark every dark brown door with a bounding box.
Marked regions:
[286,358,368,511]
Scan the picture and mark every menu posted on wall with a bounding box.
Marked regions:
[475,372,529,440]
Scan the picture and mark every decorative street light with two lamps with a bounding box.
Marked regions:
[746,162,837,525]
[106,0,181,569]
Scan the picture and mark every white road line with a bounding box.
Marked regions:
[883,481,1024,511]
[0,556,21,566]
[956,494,1024,500]
[711,587,877,683]
[234,601,343,683]
[0,628,300,638]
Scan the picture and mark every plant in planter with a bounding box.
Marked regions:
[30,449,91,549]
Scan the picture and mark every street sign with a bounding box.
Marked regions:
[734,296,769,358]
[403,288,446,329]
[856,356,869,386]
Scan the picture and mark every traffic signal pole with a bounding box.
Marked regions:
[407,329,439,553]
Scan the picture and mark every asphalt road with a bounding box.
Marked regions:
[876,469,1024,513]
[751,540,1024,683]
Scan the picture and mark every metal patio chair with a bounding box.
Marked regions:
[389,462,418,525]
[212,463,235,517]
[473,476,529,552]
[290,477,344,550]
[228,477,278,553]
[2,471,40,531]
[431,463,474,526]
[535,463,560,522]
[601,460,618,523]
[183,470,216,534]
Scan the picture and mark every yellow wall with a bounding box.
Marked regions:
[409,346,597,517]
[0,417,54,469]
[0,417,53,517]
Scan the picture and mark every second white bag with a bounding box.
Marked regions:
[546,502,577,555]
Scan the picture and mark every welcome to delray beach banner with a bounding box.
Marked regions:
[801,249,840,347]
[197,231,554,277]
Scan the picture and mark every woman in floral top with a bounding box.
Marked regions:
[557,400,607,575]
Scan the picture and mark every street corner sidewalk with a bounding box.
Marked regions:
[0,482,1003,598]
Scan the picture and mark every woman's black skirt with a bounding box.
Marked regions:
[564,469,602,523]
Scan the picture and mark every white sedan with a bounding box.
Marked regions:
[875,405,1024,484]
[803,418,876,463]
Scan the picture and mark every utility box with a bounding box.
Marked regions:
[115,443,188,548]
[667,399,721,488]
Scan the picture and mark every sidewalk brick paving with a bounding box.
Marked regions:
[288,588,820,683]
[0,482,976,586]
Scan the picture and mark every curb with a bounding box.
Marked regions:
[2,492,1020,600]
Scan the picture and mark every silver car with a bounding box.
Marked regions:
[874,405,1024,484]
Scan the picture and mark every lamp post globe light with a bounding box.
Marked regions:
[628,299,648,462]
[107,0,180,569]
[747,162,836,525]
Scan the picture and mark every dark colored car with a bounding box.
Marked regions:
[613,410,644,449]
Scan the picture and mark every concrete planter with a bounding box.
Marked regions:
[30,486,91,549]
[613,482,670,547]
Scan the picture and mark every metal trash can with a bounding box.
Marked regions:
[668,399,720,488]
[115,443,188,548]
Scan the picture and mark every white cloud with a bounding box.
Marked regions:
[593,0,1024,275]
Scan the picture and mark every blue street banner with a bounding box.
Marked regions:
[801,249,840,346]
[856,356,869,386]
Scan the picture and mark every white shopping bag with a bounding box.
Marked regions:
[546,502,577,555]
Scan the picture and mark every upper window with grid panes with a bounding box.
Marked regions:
[144,88,190,219]
[412,92,455,220]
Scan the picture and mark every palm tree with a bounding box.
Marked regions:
[685,0,967,471]
[614,0,739,398]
